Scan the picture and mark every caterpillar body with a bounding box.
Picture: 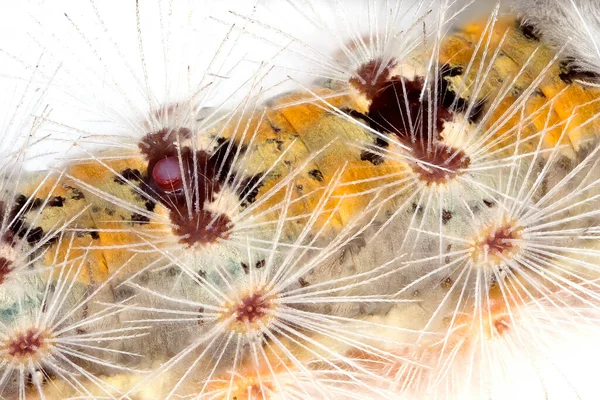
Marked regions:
[0,0,600,399]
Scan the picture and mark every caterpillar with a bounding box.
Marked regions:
[0,0,599,398]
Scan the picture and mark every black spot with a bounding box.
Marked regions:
[115,168,143,185]
[131,213,150,224]
[442,209,453,225]
[255,260,265,269]
[308,169,324,182]
[559,59,600,84]
[275,140,284,151]
[440,66,485,123]
[114,285,137,301]
[197,307,205,325]
[341,108,370,123]
[441,277,453,289]
[48,196,65,207]
[64,186,85,200]
[8,196,44,244]
[518,20,540,41]
[483,199,495,208]
[267,118,282,133]
[360,150,384,165]
[241,262,250,274]
[13,195,42,213]
[144,200,156,212]
[298,277,309,288]
[89,231,100,240]
[445,66,464,77]
[374,136,389,148]
[411,203,423,214]
[211,138,241,182]
[197,270,207,280]
[26,227,44,244]
[238,174,263,207]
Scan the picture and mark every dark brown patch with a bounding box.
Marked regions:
[139,141,240,245]
[138,127,191,161]
[349,58,397,100]
[255,260,265,269]
[171,210,231,247]
[410,143,470,184]
[368,76,455,142]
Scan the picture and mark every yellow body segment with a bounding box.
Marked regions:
[441,17,600,155]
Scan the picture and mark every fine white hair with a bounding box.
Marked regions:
[513,0,600,77]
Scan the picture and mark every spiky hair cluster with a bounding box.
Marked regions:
[0,0,599,399]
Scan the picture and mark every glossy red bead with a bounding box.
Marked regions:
[152,157,183,190]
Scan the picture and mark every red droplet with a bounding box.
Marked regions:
[152,157,183,191]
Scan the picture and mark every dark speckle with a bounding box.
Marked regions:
[442,209,453,225]
[483,199,495,208]
[64,186,85,200]
[131,214,150,225]
[518,20,540,41]
[48,196,65,207]
[360,150,384,166]
[298,277,309,288]
[26,227,44,244]
[114,168,143,185]
[241,262,250,274]
[144,201,156,212]
[197,270,207,280]
[441,277,453,289]
[559,58,600,84]
[238,175,263,207]
[308,169,324,182]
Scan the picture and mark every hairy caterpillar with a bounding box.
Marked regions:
[0,0,599,398]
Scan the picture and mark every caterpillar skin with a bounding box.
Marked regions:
[3,1,600,399]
